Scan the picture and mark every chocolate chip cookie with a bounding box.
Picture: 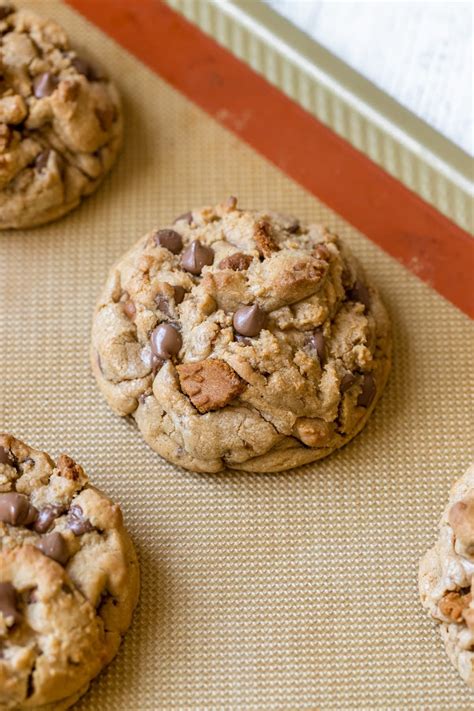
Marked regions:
[0,434,139,709]
[91,197,391,473]
[419,463,474,687]
[0,3,122,229]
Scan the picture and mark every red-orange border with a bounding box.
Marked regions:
[67,0,473,317]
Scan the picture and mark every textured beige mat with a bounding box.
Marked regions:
[1,2,473,708]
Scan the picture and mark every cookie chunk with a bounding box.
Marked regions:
[0,3,122,229]
[0,434,139,709]
[419,463,474,688]
[91,198,391,473]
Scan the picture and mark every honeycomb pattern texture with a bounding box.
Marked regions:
[0,1,473,708]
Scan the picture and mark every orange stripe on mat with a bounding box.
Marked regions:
[66,0,474,318]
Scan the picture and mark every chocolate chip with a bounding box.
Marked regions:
[151,323,182,359]
[33,505,63,534]
[0,447,14,466]
[340,372,356,394]
[225,195,238,211]
[26,669,35,698]
[173,285,186,304]
[0,582,21,628]
[67,505,94,536]
[181,240,214,275]
[309,328,326,363]
[36,532,70,565]
[357,373,376,408]
[123,299,136,320]
[71,56,99,81]
[0,493,38,526]
[347,280,371,310]
[0,5,13,20]
[218,252,253,271]
[233,304,267,337]
[287,220,300,234]
[33,72,59,99]
[174,211,193,225]
[154,229,183,255]
[155,295,170,316]
[34,150,50,172]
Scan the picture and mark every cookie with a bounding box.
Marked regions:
[91,197,391,473]
[419,463,474,687]
[0,434,139,709]
[0,3,122,229]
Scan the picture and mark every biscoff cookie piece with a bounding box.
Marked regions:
[91,197,391,473]
[0,2,122,229]
[0,434,139,710]
[419,463,474,688]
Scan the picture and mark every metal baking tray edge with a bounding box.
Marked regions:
[166,0,473,235]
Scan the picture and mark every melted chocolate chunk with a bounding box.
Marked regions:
[173,285,186,304]
[340,372,356,394]
[37,532,70,565]
[347,280,371,311]
[357,373,376,408]
[154,229,183,255]
[0,493,37,526]
[67,505,94,536]
[0,447,14,466]
[309,328,326,364]
[33,505,63,534]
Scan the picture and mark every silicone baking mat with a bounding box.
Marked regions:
[1,2,473,708]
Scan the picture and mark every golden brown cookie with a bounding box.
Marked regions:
[91,198,391,473]
[419,463,474,687]
[0,434,139,709]
[0,3,122,229]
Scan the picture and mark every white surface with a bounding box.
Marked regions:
[265,0,473,156]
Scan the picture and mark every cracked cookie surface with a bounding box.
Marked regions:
[419,463,474,688]
[0,434,139,710]
[91,198,391,473]
[0,2,122,229]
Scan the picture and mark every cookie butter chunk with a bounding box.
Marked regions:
[177,359,245,413]
[91,198,391,473]
[419,463,474,688]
